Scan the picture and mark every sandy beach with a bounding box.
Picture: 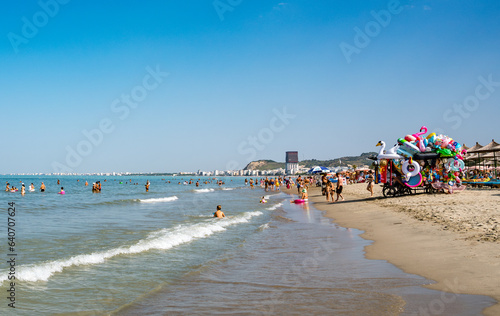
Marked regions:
[284,184,500,315]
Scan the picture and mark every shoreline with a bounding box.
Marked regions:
[283,184,500,315]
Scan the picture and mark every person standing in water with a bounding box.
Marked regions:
[145,180,150,192]
[21,184,25,195]
[40,182,46,192]
[214,205,225,218]
[30,183,35,191]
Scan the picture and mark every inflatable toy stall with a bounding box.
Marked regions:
[376,126,467,197]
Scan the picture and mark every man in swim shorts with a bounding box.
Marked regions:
[40,182,46,192]
[214,205,225,218]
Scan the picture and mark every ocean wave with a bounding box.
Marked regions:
[266,202,284,211]
[194,188,215,193]
[140,196,178,203]
[0,211,263,283]
[222,188,234,191]
[258,223,271,231]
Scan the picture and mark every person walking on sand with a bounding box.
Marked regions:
[335,173,344,201]
[296,176,302,195]
[214,205,225,218]
[366,170,375,197]
[327,180,335,203]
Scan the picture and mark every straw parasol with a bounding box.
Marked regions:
[475,139,500,153]
[468,140,500,177]
[466,142,484,154]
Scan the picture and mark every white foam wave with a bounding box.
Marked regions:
[194,188,215,193]
[1,211,262,283]
[266,202,283,211]
[222,188,234,191]
[140,196,178,203]
[258,223,270,230]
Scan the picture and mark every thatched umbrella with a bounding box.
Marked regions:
[474,140,500,177]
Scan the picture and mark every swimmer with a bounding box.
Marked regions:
[145,181,150,192]
[59,187,65,194]
[5,182,10,192]
[260,196,267,203]
[21,184,25,195]
[214,205,225,218]
[85,181,88,186]
[40,182,46,192]
[29,183,35,192]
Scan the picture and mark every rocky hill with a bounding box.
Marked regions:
[243,152,377,171]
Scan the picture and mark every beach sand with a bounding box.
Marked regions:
[284,184,500,315]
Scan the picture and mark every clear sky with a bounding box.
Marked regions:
[1,0,500,174]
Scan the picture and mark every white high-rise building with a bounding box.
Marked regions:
[286,151,299,175]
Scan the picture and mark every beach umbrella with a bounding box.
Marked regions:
[308,166,331,174]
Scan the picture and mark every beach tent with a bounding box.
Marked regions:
[308,166,331,174]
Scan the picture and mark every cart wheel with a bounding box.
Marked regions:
[383,185,396,198]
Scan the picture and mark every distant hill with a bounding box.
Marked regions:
[244,152,377,171]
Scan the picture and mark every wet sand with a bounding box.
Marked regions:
[284,184,500,315]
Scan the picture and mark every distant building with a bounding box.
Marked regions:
[286,151,299,175]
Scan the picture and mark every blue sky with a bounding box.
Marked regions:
[1,0,500,173]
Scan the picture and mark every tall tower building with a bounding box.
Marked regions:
[285,151,298,175]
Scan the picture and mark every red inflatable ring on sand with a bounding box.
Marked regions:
[294,199,307,204]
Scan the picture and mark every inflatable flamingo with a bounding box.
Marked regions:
[412,126,428,152]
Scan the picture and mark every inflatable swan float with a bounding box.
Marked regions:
[376,141,402,159]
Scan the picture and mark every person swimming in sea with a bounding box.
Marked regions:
[260,196,267,203]
[214,205,225,218]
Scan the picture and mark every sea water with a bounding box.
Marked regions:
[0,176,494,315]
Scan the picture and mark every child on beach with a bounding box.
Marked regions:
[366,170,375,197]
[327,181,335,203]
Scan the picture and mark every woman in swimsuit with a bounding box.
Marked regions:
[366,170,375,197]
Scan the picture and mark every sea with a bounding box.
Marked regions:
[0,175,495,315]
